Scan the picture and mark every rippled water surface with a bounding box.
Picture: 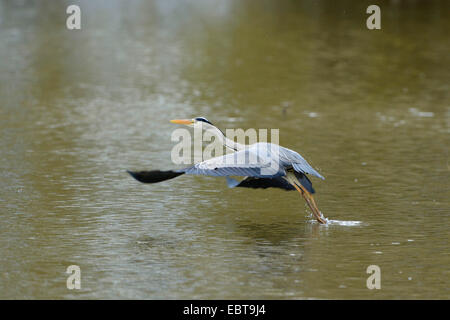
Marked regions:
[0,0,449,299]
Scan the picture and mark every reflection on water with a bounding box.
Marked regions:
[0,0,448,299]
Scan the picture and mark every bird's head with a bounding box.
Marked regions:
[170,117,214,129]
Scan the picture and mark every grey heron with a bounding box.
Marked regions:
[128,117,327,224]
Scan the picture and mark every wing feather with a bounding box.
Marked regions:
[279,146,325,180]
[180,148,285,178]
[226,176,295,191]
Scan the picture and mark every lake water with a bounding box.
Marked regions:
[0,0,448,299]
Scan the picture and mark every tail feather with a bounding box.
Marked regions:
[127,170,184,183]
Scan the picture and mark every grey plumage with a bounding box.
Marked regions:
[127,117,327,223]
[178,142,324,181]
[128,142,323,193]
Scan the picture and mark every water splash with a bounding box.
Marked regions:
[310,219,364,226]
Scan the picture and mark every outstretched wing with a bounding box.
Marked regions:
[127,170,183,183]
[181,148,285,178]
[226,176,295,191]
[128,144,324,187]
[279,146,325,180]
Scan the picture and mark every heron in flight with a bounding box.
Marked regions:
[128,117,327,224]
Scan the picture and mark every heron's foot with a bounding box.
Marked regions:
[315,211,328,224]
[306,197,327,224]
[292,182,327,224]
[304,190,327,224]
[308,200,327,224]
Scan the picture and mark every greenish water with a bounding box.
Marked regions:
[0,0,448,299]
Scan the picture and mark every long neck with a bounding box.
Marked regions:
[207,125,245,151]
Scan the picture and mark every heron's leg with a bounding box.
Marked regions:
[292,183,327,224]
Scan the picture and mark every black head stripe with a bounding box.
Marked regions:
[195,117,212,125]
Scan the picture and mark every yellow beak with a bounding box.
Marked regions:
[170,119,193,125]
